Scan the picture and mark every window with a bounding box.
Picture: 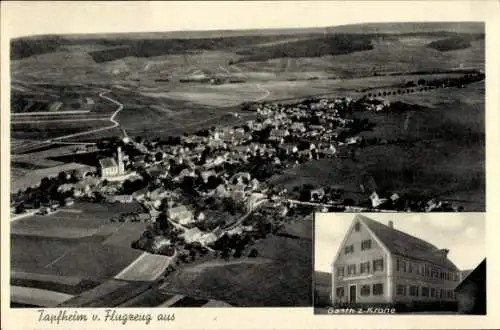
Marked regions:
[431,267,438,279]
[425,265,430,278]
[397,259,407,272]
[447,290,453,299]
[422,287,429,297]
[430,288,436,298]
[360,261,370,274]
[354,222,360,231]
[336,287,344,297]
[344,244,354,254]
[373,283,384,295]
[361,239,372,250]
[396,285,407,296]
[347,264,356,275]
[440,289,445,299]
[419,265,425,276]
[373,258,384,272]
[410,285,419,297]
[361,285,370,296]
[336,266,344,278]
[409,263,413,273]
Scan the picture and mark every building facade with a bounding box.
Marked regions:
[331,215,460,307]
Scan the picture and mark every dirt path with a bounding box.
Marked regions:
[44,91,125,143]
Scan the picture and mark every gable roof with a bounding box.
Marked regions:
[99,157,117,169]
[357,215,459,271]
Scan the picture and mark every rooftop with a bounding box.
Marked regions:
[356,215,459,271]
[99,157,117,169]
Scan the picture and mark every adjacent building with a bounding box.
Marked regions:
[455,259,486,314]
[331,215,460,307]
[167,205,194,225]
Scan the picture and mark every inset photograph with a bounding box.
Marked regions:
[314,213,485,314]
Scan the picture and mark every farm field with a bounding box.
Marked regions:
[160,219,312,307]
[11,120,114,140]
[11,286,74,307]
[114,252,174,282]
[10,202,151,306]
[59,279,151,307]
[10,162,96,193]
[11,272,101,295]
[162,72,467,106]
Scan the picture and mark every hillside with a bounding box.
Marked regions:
[11,22,484,61]
[325,22,484,35]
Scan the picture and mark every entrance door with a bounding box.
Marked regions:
[349,285,356,303]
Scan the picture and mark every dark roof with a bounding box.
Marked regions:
[455,259,486,292]
[357,215,459,271]
[99,157,117,168]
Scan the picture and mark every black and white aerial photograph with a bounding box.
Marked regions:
[313,213,486,314]
[7,1,485,310]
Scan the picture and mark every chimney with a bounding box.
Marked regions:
[388,221,394,229]
[436,249,449,258]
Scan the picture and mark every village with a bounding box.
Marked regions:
[11,92,468,264]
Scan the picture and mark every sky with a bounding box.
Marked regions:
[2,1,491,38]
[314,213,486,273]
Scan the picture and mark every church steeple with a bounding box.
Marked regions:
[117,146,124,175]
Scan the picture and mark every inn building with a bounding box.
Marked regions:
[331,215,460,306]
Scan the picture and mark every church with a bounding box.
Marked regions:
[98,147,125,179]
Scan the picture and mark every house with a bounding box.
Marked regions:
[150,236,172,254]
[107,194,134,203]
[132,187,148,201]
[231,172,251,185]
[199,232,218,245]
[200,170,216,183]
[323,144,337,157]
[331,215,460,308]
[455,259,486,314]
[269,129,290,141]
[290,122,306,133]
[183,227,203,243]
[310,188,326,201]
[167,205,194,225]
[370,192,388,209]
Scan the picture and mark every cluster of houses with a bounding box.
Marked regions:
[13,92,467,260]
[78,96,372,254]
